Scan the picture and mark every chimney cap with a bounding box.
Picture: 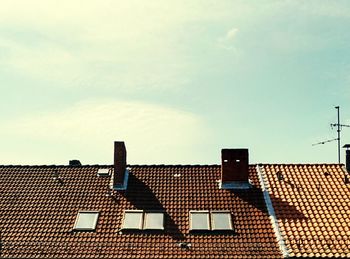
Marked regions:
[342,144,350,150]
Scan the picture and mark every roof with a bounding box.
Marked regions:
[0,164,282,258]
[260,164,350,258]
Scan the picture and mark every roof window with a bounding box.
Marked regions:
[122,210,143,229]
[190,210,233,231]
[211,211,233,230]
[97,168,110,177]
[144,212,164,230]
[190,211,210,230]
[122,210,164,230]
[74,211,99,231]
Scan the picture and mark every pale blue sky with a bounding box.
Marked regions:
[1,0,350,165]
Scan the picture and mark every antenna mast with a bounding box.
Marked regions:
[336,106,340,163]
[313,106,350,164]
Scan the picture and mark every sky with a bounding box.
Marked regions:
[1,0,350,165]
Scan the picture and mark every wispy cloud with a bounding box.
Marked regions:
[217,27,239,50]
[0,100,208,164]
[226,28,239,41]
[0,1,202,91]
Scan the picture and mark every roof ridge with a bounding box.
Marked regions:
[0,163,343,168]
[0,164,107,168]
[258,163,343,166]
[130,164,220,167]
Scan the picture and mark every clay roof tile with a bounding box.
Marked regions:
[0,165,282,258]
[261,164,350,258]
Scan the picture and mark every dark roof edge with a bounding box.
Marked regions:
[0,164,106,168]
[258,163,343,166]
[0,164,221,168]
[131,164,220,168]
[0,163,343,168]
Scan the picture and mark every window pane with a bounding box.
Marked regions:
[75,212,99,230]
[123,211,143,229]
[211,212,232,230]
[144,213,164,230]
[190,212,210,230]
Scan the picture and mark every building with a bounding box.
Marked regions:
[0,142,349,258]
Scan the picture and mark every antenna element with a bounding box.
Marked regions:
[312,106,350,163]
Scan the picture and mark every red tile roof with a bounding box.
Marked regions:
[0,165,282,258]
[261,164,350,258]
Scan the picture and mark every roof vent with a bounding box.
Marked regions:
[97,168,111,177]
[276,171,284,181]
[52,169,63,185]
[219,149,251,189]
[69,160,81,166]
[178,242,191,250]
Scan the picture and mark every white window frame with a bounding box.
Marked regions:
[122,210,144,230]
[144,212,164,230]
[211,210,233,230]
[73,211,99,231]
[189,210,210,230]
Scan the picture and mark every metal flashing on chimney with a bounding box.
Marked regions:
[219,179,252,190]
[112,168,129,190]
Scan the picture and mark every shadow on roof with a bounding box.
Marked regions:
[119,173,185,241]
[231,185,307,220]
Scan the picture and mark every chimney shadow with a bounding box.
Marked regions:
[230,185,307,220]
[119,173,185,241]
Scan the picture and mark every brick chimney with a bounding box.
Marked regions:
[113,141,129,190]
[345,147,350,173]
[343,144,350,184]
[220,149,251,189]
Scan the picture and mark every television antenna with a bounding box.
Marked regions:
[312,106,350,163]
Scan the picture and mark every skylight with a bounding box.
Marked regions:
[97,168,110,176]
[122,210,143,229]
[122,210,164,230]
[74,211,99,231]
[211,211,233,230]
[190,211,210,230]
[144,212,164,230]
[190,210,233,231]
